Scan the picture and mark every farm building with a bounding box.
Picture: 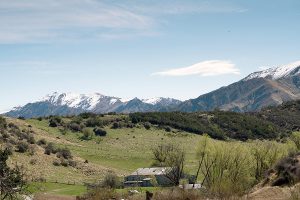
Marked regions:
[124,167,173,187]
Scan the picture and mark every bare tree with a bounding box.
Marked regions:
[194,135,209,188]
[152,143,185,186]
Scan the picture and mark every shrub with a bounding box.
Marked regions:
[1,131,10,141]
[27,134,36,144]
[102,172,120,189]
[44,143,57,155]
[28,145,37,156]
[4,144,14,155]
[112,122,120,129]
[0,116,7,130]
[49,116,63,127]
[60,159,69,167]
[16,141,29,153]
[82,128,94,140]
[68,160,77,167]
[93,128,107,137]
[69,122,82,132]
[144,122,151,130]
[30,158,38,165]
[8,123,18,129]
[53,160,61,166]
[79,112,97,119]
[56,148,72,160]
[165,126,172,132]
[37,138,47,146]
[85,117,104,127]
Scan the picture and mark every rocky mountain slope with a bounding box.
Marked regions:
[177,61,300,112]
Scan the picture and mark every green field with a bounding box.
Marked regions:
[28,182,87,196]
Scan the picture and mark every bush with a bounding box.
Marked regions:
[37,138,47,146]
[86,117,103,127]
[112,122,120,129]
[49,116,63,127]
[60,159,69,167]
[102,172,120,189]
[53,160,61,166]
[4,144,14,155]
[16,141,29,153]
[79,112,97,119]
[165,126,172,132]
[44,143,57,155]
[27,134,36,144]
[144,122,151,130]
[68,160,77,167]
[56,148,72,160]
[28,145,37,156]
[93,128,107,137]
[0,116,7,130]
[69,122,82,132]
[82,128,94,140]
[30,158,38,165]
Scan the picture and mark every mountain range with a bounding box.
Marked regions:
[5,61,300,118]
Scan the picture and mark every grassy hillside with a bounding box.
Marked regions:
[1,106,300,198]
[1,116,205,185]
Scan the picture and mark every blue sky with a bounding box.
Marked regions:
[0,0,300,112]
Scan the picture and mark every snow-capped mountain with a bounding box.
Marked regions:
[5,93,182,118]
[177,61,300,112]
[5,60,300,117]
[41,92,122,111]
[244,61,300,81]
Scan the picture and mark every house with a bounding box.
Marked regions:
[124,167,173,187]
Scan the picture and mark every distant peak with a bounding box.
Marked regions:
[244,61,300,81]
[142,97,163,105]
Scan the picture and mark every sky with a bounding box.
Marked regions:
[0,0,300,113]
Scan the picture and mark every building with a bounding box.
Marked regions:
[124,167,173,187]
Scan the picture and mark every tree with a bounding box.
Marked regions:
[194,135,209,188]
[152,143,185,186]
[0,148,26,199]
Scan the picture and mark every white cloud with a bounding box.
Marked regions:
[152,60,240,77]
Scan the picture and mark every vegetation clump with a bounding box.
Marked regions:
[130,111,282,140]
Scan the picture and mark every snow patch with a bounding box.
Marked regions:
[244,61,300,81]
[41,92,104,110]
[142,97,163,105]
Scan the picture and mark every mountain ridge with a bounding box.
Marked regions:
[4,61,300,118]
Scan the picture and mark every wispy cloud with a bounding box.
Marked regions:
[121,0,247,15]
[152,60,240,77]
[0,0,246,43]
[0,0,154,43]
